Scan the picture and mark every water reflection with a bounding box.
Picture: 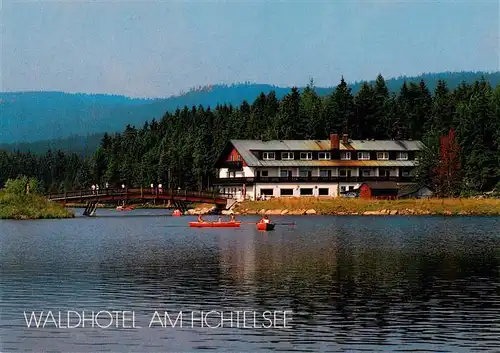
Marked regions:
[1,213,499,352]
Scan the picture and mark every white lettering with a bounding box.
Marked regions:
[95,311,113,328]
[149,311,165,328]
[81,311,95,328]
[23,311,44,328]
[262,310,273,328]
[204,310,221,328]
[43,311,58,327]
[67,311,81,328]
[165,311,183,328]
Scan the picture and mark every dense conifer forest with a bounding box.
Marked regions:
[1,74,499,196]
[1,71,498,147]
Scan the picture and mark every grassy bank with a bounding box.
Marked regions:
[233,197,500,216]
[0,192,74,219]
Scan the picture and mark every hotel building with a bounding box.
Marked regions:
[213,134,423,201]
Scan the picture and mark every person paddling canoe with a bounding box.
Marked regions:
[229,214,236,222]
[197,214,205,223]
[259,215,271,224]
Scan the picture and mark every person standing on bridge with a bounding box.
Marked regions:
[158,184,163,194]
[91,184,96,195]
[96,184,99,195]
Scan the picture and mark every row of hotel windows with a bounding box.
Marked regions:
[260,187,356,196]
[221,187,332,196]
[260,168,410,177]
[226,168,411,178]
[261,151,409,161]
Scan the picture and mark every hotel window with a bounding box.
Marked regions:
[236,154,242,161]
[357,152,370,160]
[280,188,294,196]
[300,152,312,160]
[281,152,294,160]
[401,168,411,177]
[300,188,313,196]
[361,169,371,177]
[318,152,331,160]
[299,168,312,177]
[280,169,292,178]
[318,188,329,196]
[262,152,275,160]
[377,152,389,160]
[397,152,408,160]
[261,189,274,196]
[319,169,329,177]
[341,151,351,160]
[380,168,391,177]
[261,170,268,177]
[339,169,348,177]
[340,186,347,192]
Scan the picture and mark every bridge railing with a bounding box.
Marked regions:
[47,188,234,200]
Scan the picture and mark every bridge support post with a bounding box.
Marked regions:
[83,201,98,217]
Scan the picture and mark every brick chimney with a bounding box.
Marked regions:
[329,133,339,150]
[342,134,349,144]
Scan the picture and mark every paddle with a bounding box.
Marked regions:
[238,221,296,226]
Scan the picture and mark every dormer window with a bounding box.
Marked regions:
[397,152,408,160]
[318,152,331,160]
[281,152,294,160]
[377,152,389,160]
[357,152,370,160]
[341,151,351,160]
[300,152,312,160]
[262,152,275,160]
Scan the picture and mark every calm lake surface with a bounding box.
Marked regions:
[1,209,500,352]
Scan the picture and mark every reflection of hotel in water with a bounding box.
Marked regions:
[218,232,257,286]
[218,230,338,292]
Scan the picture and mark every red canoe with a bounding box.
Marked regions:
[189,222,241,228]
[256,223,275,231]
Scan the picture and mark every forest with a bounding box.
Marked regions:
[0,74,499,196]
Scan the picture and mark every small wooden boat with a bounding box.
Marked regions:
[256,222,275,231]
[189,221,241,228]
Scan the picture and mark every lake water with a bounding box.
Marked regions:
[1,209,500,352]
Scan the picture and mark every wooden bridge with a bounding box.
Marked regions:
[47,188,235,216]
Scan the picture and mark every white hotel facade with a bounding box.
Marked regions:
[213,134,423,201]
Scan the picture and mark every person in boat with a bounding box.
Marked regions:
[218,215,222,222]
[197,214,205,223]
[229,214,236,222]
[259,215,271,224]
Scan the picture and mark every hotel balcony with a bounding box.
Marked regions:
[212,176,415,185]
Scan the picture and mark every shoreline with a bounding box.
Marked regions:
[226,197,500,216]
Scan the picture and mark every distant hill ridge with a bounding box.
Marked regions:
[1,71,499,152]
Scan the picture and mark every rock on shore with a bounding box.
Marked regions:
[230,208,466,216]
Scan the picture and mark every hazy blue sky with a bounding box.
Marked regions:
[1,0,499,98]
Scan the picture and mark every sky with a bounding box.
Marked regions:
[1,0,499,98]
